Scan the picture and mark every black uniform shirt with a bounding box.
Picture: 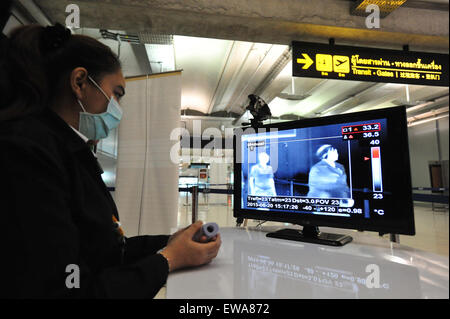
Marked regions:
[0,108,170,298]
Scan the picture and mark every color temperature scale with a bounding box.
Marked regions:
[371,147,383,192]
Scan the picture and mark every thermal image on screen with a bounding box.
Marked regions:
[240,118,389,220]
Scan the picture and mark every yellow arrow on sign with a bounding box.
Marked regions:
[297,53,314,70]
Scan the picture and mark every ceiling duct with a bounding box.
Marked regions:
[350,0,408,18]
[99,30,174,46]
[99,29,140,44]
[137,33,173,45]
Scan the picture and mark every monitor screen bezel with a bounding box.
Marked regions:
[233,106,415,235]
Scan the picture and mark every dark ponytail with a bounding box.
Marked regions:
[0,23,121,122]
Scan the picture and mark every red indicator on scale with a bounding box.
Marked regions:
[372,148,380,158]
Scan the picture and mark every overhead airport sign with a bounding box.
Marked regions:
[292,41,449,87]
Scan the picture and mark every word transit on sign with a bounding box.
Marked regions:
[292,41,448,87]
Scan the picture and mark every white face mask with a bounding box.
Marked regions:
[77,75,123,140]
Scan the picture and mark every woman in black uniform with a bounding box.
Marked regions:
[0,22,220,298]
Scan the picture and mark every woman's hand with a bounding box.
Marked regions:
[167,225,189,245]
[160,221,221,272]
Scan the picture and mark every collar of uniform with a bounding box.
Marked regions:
[38,108,104,178]
[70,125,89,143]
[69,125,99,159]
[38,108,92,154]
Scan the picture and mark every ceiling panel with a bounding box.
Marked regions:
[208,41,256,113]
[174,35,234,114]
[269,79,369,117]
[217,43,288,114]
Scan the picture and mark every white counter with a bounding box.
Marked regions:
[167,226,449,299]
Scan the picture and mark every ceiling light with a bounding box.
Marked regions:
[277,77,311,101]
[277,92,311,101]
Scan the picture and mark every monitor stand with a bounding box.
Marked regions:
[266,226,352,247]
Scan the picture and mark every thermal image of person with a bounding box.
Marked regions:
[249,152,277,196]
[307,144,350,198]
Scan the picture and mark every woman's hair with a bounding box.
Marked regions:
[0,23,121,122]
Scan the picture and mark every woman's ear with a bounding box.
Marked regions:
[70,67,89,100]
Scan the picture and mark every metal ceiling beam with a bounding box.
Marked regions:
[254,47,292,101]
[342,84,448,114]
[225,44,275,113]
[206,41,236,114]
[210,42,255,114]
[407,105,449,126]
[17,0,51,26]
[341,85,424,114]
[320,83,386,116]
[406,94,449,117]
[305,82,378,117]
[227,46,293,122]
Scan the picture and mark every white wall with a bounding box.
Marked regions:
[437,117,449,161]
[408,118,449,188]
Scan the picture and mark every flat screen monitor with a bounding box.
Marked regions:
[233,106,415,246]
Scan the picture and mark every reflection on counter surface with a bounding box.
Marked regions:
[234,239,421,298]
[166,227,449,299]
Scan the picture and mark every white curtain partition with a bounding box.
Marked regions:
[115,71,181,236]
